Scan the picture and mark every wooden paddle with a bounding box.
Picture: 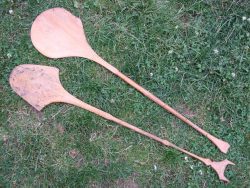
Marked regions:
[30,8,230,154]
[9,64,234,182]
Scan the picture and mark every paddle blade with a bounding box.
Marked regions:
[9,64,68,111]
[31,8,94,58]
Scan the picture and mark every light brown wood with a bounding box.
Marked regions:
[30,7,230,153]
[9,64,234,182]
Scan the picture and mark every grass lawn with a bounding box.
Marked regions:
[0,0,249,187]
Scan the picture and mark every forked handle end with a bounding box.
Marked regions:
[209,159,235,183]
[169,144,234,183]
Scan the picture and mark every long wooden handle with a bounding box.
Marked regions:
[64,95,213,166]
[63,93,233,182]
[117,70,230,153]
[90,55,230,153]
[65,96,168,145]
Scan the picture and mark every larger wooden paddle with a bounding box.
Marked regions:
[30,8,230,154]
[9,64,234,182]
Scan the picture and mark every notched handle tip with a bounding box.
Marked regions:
[209,159,235,183]
[209,135,230,154]
[217,141,230,154]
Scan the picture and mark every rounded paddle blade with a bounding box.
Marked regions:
[9,64,68,111]
[31,8,95,58]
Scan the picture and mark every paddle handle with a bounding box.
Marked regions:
[91,56,230,153]
[64,94,235,182]
[65,96,169,145]
[65,96,212,165]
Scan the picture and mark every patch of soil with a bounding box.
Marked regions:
[89,177,138,188]
[176,103,197,118]
[0,84,3,92]
[30,106,44,121]
[69,149,85,168]
[56,123,65,134]
[69,149,79,159]
[115,178,139,188]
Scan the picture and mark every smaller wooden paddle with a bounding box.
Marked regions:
[9,64,234,182]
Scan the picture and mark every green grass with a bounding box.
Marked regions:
[0,0,249,187]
